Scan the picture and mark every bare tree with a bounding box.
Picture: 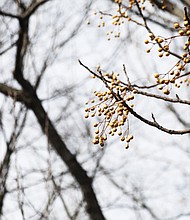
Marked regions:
[1,0,190,220]
[0,0,105,219]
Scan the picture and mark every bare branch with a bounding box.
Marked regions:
[167,104,190,127]
[117,93,190,135]
[80,62,190,135]
[0,83,24,103]
[134,89,190,105]
[0,10,20,19]
[22,0,50,19]
[0,41,17,56]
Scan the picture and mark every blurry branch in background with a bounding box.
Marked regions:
[100,167,160,220]
[167,104,190,127]
[0,104,27,216]
[151,0,184,19]
[0,41,17,56]
[0,1,106,219]
[34,0,92,91]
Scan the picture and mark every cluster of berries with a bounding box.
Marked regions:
[85,68,134,149]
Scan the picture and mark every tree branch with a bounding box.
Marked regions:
[23,92,106,220]
[0,10,20,19]
[79,61,190,135]
[22,0,50,19]
[117,93,190,135]
[0,1,106,215]
[0,83,24,103]
[0,85,106,220]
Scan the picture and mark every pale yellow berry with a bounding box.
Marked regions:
[174,22,180,29]
[157,38,164,43]
[179,30,185,35]
[84,114,89,118]
[184,20,189,26]
[92,139,99,144]
[154,73,160,78]
[163,89,170,95]
[120,136,125,141]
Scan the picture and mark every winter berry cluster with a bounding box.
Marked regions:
[144,16,190,94]
[84,67,134,149]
